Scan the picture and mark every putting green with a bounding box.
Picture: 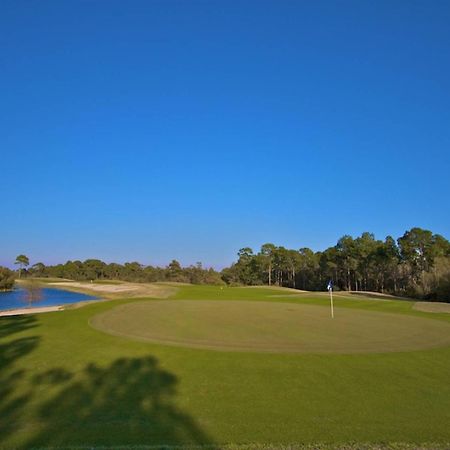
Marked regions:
[90,300,450,354]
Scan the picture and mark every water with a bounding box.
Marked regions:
[0,287,98,311]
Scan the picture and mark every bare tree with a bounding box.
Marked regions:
[22,279,43,308]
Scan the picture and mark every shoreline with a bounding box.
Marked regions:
[0,280,174,318]
[0,297,109,317]
[0,305,64,317]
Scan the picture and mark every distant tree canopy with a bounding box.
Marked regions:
[0,266,15,291]
[222,227,450,302]
[16,227,450,302]
[27,259,224,286]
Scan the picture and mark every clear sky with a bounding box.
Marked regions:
[1,0,449,268]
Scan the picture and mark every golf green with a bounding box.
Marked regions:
[90,300,450,353]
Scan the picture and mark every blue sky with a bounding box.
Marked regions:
[1,0,449,268]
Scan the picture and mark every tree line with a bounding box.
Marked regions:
[222,227,450,301]
[1,227,449,301]
[8,258,224,286]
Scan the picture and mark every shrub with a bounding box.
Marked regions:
[0,266,15,291]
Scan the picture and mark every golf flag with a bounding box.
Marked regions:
[327,280,334,318]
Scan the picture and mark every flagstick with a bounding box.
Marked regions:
[329,288,334,319]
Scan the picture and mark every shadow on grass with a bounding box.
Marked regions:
[0,315,213,448]
[28,356,214,448]
[0,315,40,442]
[0,313,38,339]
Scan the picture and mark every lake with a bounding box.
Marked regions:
[0,287,98,311]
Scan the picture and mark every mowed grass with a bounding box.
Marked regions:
[1,286,450,449]
[90,300,450,353]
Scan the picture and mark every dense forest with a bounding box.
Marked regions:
[222,227,450,301]
[1,227,449,301]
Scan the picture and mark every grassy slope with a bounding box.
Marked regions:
[1,286,450,449]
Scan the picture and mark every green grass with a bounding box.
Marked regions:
[1,286,450,449]
[90,300,450,353]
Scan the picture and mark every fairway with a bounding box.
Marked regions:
[90,300,450,353]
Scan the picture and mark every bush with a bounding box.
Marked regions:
[0,266,15,291]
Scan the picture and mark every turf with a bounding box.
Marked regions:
[90,300,450,353]
[1,286,450,449]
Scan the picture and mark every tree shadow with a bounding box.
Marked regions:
[0,314,38,339]
[0,315,213,448]
[28,356,214,448]
[0,315,40,442]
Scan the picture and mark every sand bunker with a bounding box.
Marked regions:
[413,301,450,313]
[49,282,176,298]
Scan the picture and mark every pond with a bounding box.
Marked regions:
[0,287,98,311]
